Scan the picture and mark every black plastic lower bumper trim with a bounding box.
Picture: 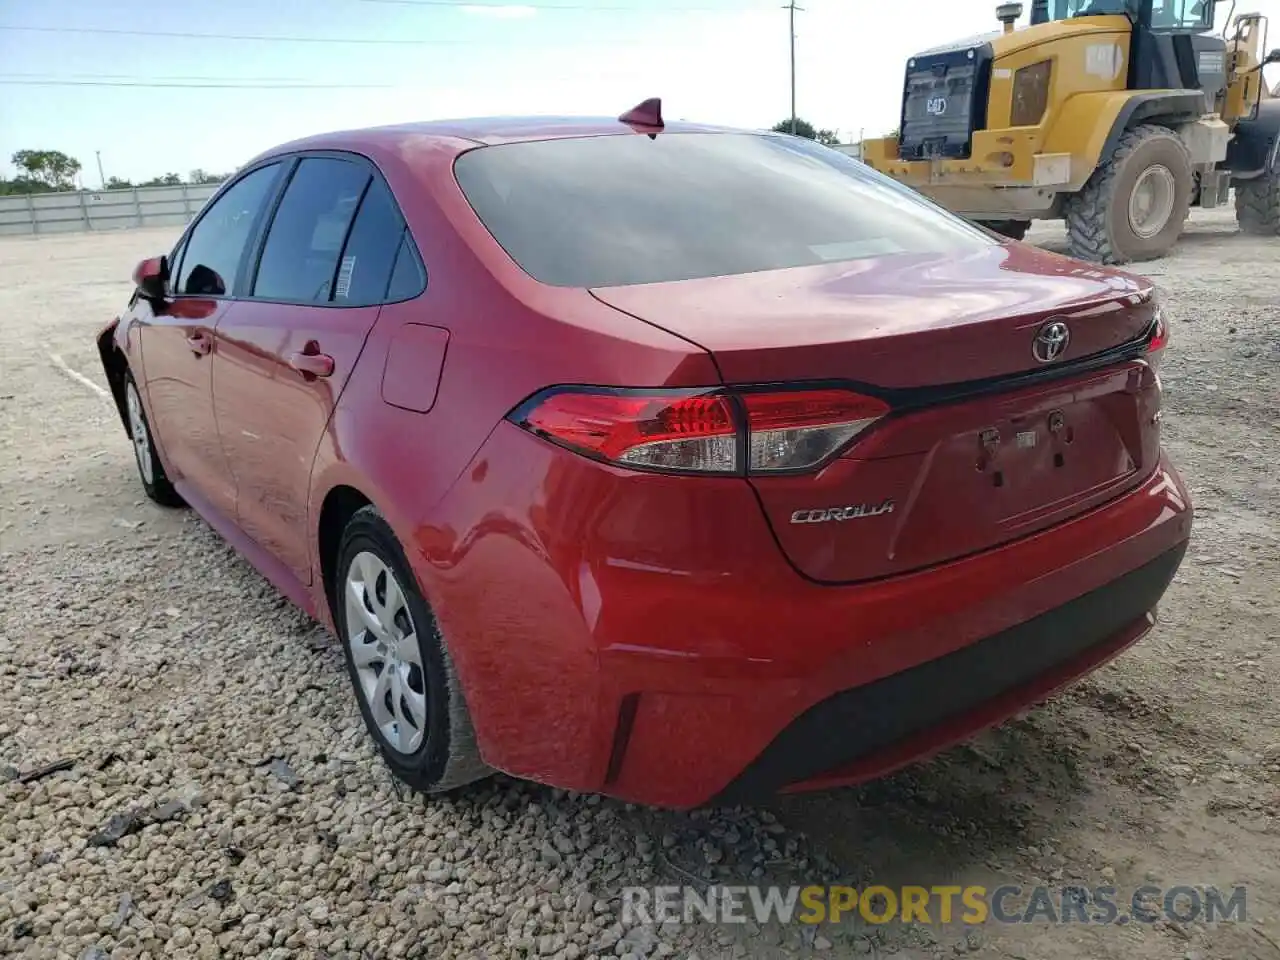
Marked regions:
[713,543,1187,804]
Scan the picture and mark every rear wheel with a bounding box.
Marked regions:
[1235,170,1280,235]
[124,373,183,507]
[336,506,489,794]
[1064,124,1193,264]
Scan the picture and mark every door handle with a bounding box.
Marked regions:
[289,346,335,379]
[186,331,213,356]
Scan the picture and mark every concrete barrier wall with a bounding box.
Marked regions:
[0,183,220,237]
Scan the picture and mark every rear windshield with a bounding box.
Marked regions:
[453,132,993,288]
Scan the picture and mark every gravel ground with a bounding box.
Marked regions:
[1,211,1278,960]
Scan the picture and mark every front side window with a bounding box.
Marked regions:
[253,157,370,303]
[166,236,188,296]
[454,132,992,289]
[175,163,280,297]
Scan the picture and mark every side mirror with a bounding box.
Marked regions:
[1266,48,1280,65]
[133,255,167,300]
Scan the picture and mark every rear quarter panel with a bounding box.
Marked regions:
[307,137,721,562]
[304,138,720,775]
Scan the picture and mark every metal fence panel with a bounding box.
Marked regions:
[0,183,221,236]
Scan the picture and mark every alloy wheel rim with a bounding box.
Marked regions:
[125,383,154,484]
[344,551,428,754]
[1128,165,1177,239]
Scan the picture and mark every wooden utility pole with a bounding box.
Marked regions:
[785,1,804,134]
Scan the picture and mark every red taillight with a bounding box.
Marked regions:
[1147,307,1168,351]
[1146,306,1168,368]
[512,387,889,475]
[742,390,890,473]
[520,390,739,473]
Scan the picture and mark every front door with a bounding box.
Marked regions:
[138,162,283,519]
[213,155,410,583]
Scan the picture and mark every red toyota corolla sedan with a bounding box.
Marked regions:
[96,102,1191,808]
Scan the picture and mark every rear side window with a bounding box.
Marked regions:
[454,132,993,288]
[333,178,411,305]
[175,163,280,296]
[386,234,427,302]
[253,157,370,303]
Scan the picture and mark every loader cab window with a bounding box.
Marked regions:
[1149,0,1213,30]
[1040,0,1208,28]
[1041,0,1135,22]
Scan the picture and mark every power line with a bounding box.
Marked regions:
[360,0,759,8]
[0,79,395,89]
[0,24,473,45]
[0,2,774,46]
[0,72,340,82]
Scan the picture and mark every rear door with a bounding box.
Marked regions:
[212,155,413,583]
[137,162,283,518]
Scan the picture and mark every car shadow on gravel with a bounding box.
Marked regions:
[506,704,1103,957]
[766,708,1088,883]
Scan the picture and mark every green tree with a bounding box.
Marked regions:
[771,119,840,145]
[0,176,47,196]
[138,172,183,187]
[105,176,133,190]
[10,149,81,190]
[188,169,229,185]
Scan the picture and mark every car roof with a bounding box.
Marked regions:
[253,116,751,159]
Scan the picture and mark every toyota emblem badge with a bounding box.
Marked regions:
[1032,320,1071,363]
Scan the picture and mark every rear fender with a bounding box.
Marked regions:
[1225,99,1280,179]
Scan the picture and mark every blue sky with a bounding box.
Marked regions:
[2,0,1277,185]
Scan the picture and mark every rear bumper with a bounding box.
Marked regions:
[713,541,1184,804]
[421,422,1191,809]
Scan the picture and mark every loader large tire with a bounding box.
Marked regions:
[980,219,1031,241]
[1064,124,1193,264]
[1235,170,1280,235]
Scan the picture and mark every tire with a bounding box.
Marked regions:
[335,505,489,794]
[1235,170,1280,235]
[980,220,1031,242]
[124,372,183,507]
[1064,124,1193,264]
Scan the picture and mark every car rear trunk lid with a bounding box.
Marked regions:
[591,245,1163,581]
[590,244,1155,388]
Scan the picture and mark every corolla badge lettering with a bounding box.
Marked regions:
[791,500,897,524]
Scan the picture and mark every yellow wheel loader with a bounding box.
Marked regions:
[861,0,1280,263]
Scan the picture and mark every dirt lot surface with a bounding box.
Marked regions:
[1,212,1278,960]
